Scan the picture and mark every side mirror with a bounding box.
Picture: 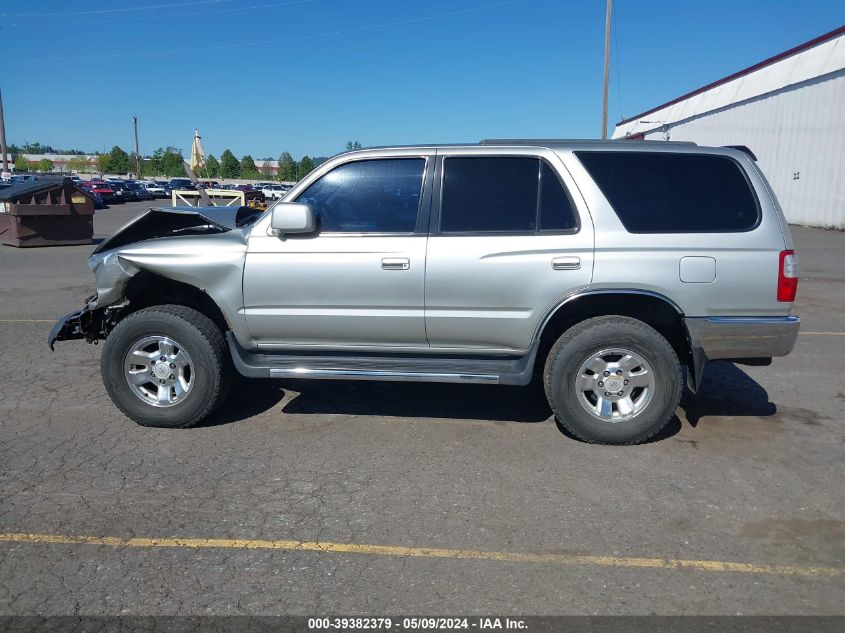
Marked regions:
[270,202,316,235]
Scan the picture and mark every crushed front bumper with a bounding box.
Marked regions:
[48,308,92,350]
[48,304,124,350]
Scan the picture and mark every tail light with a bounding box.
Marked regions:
[777,250,798,302]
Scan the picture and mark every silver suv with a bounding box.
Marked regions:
[50,140,800,444]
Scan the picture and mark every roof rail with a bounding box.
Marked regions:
[479,138,613,145]
[478,138,697,146]
[724,145,757,161]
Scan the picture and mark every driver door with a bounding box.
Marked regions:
[243,153,433,351]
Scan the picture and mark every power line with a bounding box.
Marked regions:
[1,0,235,18]
[4,0,316,27]
[15,0,526,63]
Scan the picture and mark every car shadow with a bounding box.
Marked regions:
[199,362,776,441]
[195,377,286,427]
[679,361,777,427]
[280,376,553,423]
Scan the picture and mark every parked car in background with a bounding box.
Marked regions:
[141,182,169,198]
[108,181,139,202]
[127,181,153,200]
[82,181,120,204]
[261,184,287,200]
[169,178,195,190]
[232,184,265,203]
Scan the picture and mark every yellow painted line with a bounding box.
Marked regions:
[0,319,54,323]
[0,532,840,578]
[801,331,845,336]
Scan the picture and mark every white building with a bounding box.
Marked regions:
[613,26,845,229]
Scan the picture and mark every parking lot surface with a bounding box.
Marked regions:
[0,201,843,614]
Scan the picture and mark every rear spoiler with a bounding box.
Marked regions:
[724,145,757,161]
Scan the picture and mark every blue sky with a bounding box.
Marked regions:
[2,0,843,159]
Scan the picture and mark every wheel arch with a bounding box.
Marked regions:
[120,271,230,334]
[535,289,694,385]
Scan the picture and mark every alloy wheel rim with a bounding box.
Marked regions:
[123,336,194,408]
[574,347,655,423]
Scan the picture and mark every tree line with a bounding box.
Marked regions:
[8,142,88,156]
[15,156,56,173]
[97,145,330,181]
[206,149,325,182]
[10,140,364,180]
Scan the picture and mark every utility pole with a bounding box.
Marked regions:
[132,116,141,178]
[0,88,9,179]
[601,0,612,140]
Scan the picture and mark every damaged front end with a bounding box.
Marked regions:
[48,205,257,350]
[48,302,125,350]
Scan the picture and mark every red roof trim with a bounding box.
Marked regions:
[617,24,845,126]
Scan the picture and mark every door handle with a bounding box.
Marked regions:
[381,257,410,270]
[552,256,581,270]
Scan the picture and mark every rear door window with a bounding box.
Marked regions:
[575,151,759,233]
[440,157,578,233]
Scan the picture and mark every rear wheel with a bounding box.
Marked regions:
[101,305,232,428]
[544,316,682,444]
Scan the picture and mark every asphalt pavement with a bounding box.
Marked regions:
[0,201,843,615]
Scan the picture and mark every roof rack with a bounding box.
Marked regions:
[478,138,697,146]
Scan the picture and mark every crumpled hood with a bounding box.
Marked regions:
[91,205,260,256]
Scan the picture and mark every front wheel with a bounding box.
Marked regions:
[544,316,682,445]
[100,305,232,428]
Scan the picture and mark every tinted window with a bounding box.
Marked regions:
[576,151,759,233]
[298,159,424,233]
[441,158,537,232]
[540,161,577,231]
[441,157,577,233]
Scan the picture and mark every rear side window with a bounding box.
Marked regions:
[440,157,578,233]
[575,151,759,233]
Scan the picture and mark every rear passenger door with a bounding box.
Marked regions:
[424,150,594,353]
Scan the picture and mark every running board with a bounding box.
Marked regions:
[226,333,536,386]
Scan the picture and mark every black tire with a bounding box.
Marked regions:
[101,304,232,428]
[543,315,682,445]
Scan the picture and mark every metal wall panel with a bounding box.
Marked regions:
[614,32,845,139]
